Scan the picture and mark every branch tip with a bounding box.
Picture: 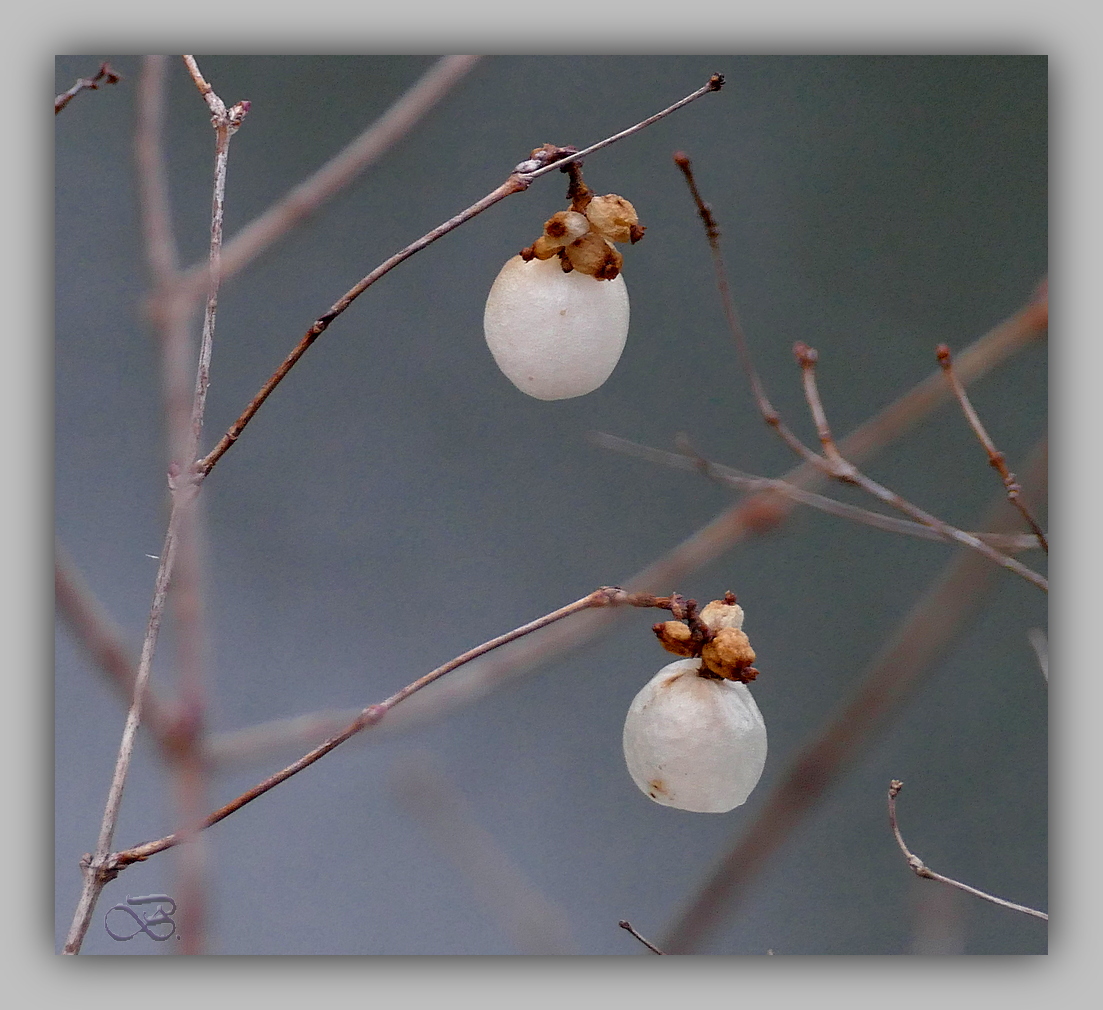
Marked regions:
[793,341,817,365]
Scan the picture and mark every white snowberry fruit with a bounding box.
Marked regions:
[622,658,767,813]
[484,254,629,400]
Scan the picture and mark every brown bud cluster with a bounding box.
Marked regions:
[520,191,644,281]
[651,593,761,684]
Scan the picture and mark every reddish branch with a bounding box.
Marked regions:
[195,76,723,477]
[661,441,1047,953]
[105,589,690,871]
[672,151,1047,593]
[55,62,121,114]
[937,344,1049,553]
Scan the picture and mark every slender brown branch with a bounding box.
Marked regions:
[619,920,665,954]
[65,59,249,955]
[523,74,724,184]
[176,57,249,955]
[69,57,194,950]
[937,344,1049,553]
[169,56,481,306]
[676,152,1046,592]
[673,151,817,464]
[660,440,1047,953]
[63,509,182,954]
[195,76,725,476]
[592,432,1043,554]
[351,292,1047,741]
[108,588,667,869]
[55,61,120,114]
[187,76,249,465]
[887,781,1048,921]
[195,175,525,475]
[792,342,1047,591]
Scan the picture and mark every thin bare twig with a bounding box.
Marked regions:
[523,74,725,184]
[887,781,1048,921]
[63,510,181,954]
[55,61,121,114]
[592,432,1043,554]
[168,56,481,306]
[792,342,1047,592]
[195,75,724,476]
[619,920,665,954]
[182,58,249,464]
[673,151,818,465]
[675,152,1047,593]
[252,290,1046,749]
[937,343,1049,553]
[107,588,674,870]
[156,293,1049,782]
[64,57,249,955]
[661,441,1047,953]
[173,55,251,955]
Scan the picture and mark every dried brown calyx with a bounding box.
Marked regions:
[652,591,760,684]
[518,160,645,281]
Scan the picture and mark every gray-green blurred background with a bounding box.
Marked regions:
[55,55,1047,955]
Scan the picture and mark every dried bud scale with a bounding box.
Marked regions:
[484,162,644,398]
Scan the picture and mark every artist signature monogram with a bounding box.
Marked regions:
[104,894,177,941]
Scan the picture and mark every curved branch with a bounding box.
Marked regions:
[887,781,1047,921]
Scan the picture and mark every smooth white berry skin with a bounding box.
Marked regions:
[622,659,767,813]
[483,254,629,400]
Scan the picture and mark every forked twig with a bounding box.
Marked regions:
[887,781,1048,921]
[674,152,1047,593]
[673,151,819,466]
[792,343,1047,591]
[55,61,121,114]
[287,293,1046,746]
[64,56,249,956]
[593,432,1043,554]
[661,441,1047,953]
[105,589,689,872]
[195,75,724,477]
[142,290,1049,773]
[937,343,1048,553]
[166,56,482,308]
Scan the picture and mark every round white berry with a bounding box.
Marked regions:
[622,659,767,813]
[483,254,629,400]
